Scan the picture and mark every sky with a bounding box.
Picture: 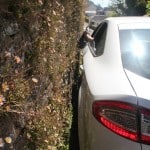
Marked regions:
[90,0,111,7]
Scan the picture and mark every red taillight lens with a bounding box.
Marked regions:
[92,101,150,144]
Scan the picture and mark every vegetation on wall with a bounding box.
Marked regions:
[111,0,147,16]
[146,0,150,15]
[0,0,84,149]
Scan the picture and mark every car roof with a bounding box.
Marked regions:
[105,16,150,24]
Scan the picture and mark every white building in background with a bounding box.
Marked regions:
[85,0,97,17]
[85,10,96,17]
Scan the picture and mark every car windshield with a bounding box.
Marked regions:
[119,29,150,79]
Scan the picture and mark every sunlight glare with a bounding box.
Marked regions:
[131,39,145,58]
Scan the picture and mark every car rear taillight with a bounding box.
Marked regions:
[92,101,150,144]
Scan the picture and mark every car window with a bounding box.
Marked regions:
[120,29,150,79]
[90,22,107,56]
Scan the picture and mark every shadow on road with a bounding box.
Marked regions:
[69,52,81,150]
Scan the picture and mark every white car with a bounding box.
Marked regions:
[78,17,150,150]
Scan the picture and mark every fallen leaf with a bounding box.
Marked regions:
[47,145,57,150]
[53,10,56,16]
[48,23,51,27]
[5,106,11,111]
[56,1,61,7]
[50,37,54,42]
[38,0,43,5]
[4,137,12,144]
[46,16,51,22]
[4,51,11,58]
[43,57,47,62]
[0,95,5,106]
[27,133,31,139]
[46,105,50,110]
[32,78,38,83]
[54,133,59,137]
[44,139,49,143]
[2,82,9,92]
[14,56,21,64]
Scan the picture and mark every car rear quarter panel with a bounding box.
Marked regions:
[80,75,141,150]
[83,21,137,104]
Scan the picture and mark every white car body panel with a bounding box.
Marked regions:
[78,17,150,150]
[83,22,136,101]
[125,70,150,104]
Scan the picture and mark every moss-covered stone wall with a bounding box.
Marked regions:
[0,0,84,149]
